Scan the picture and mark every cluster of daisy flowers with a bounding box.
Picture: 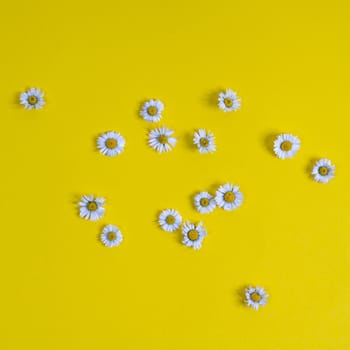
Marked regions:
[194,183,244,214]
[139,89,240,154]
[158,209,207,250]
[25,85,340,313]
[273,133,336,184]
[78,195,123,248]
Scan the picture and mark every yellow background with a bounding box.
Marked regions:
[1,0,349,349]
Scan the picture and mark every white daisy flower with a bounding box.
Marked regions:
[218,89,241,112]
[20,87,45,110]
[273,133,301,159]
[100,224,123,248]
[215,183,243,211]
[97,131,126,157]
[148,127,177,153]
[193,129,216,154]
[140,99,164,122]
[245,286,269,311]
[194,192,216,214]
[312,158,335,184]
[182,221,207,250]
[78,195,105,221]
[158,209,182,232]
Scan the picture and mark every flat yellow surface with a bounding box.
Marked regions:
[1,1,350,349]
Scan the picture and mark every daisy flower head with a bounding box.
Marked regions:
[245,286,269,311]
[20,87,45,110]
[148,127,177,153]
[218,89,241,112]
[193,129,216,154]
[100,224,123,248]
[215,183,243,211]
[97,131,126,157]
[78,195,105,221]
[140,99,164,122]
[158,209,182,232]
[312,158,335,184]
[194,192,216,214]
[182,221,207,250]
[273,133,301,160]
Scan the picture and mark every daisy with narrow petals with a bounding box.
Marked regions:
[78,195,105,221]
[97,131,126,157]
[312,158,335,184]
[148,127,177,153]
[182,221,207,250]
[100,224,123,247]
[215,183,243,211]
[193,129,216,154]
[194,192,216,214]
[218,89,241,112]
[245,286,269,311]
[20,87,45,110]
[158,209,182,232]
[273,133,301,159]
[140,99,164,122]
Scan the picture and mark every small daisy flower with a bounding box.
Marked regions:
[218,89,241,112]
[158,209,182,232]
[148,127,177,153]
[193,129,216,154]
[312,158,335,184]
[100,224,123,248]
[20,87,45,110]
[97,131,126,157]
[78,195,105,221]
[215,183,243,211]
[273,134,301,159]
[182,221,207,250]
[140,99,164,122]
[245,286,269,311]
[194,192,216,214]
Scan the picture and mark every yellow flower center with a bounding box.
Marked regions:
[166,215,176,224]
[147,106,158,116]
[87,201,98,211]
[224,98,233,107]
[158,135,168,145]
[28,95,38,105]
[199,138,209,147]
[200,198,210,207]
[224,191,235,203]
[319,166,329,176]
[280,141,292,151]
[107,232,116,241]
[188,229,199,241]
[105,138,117,149]
[250,292,262,302]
